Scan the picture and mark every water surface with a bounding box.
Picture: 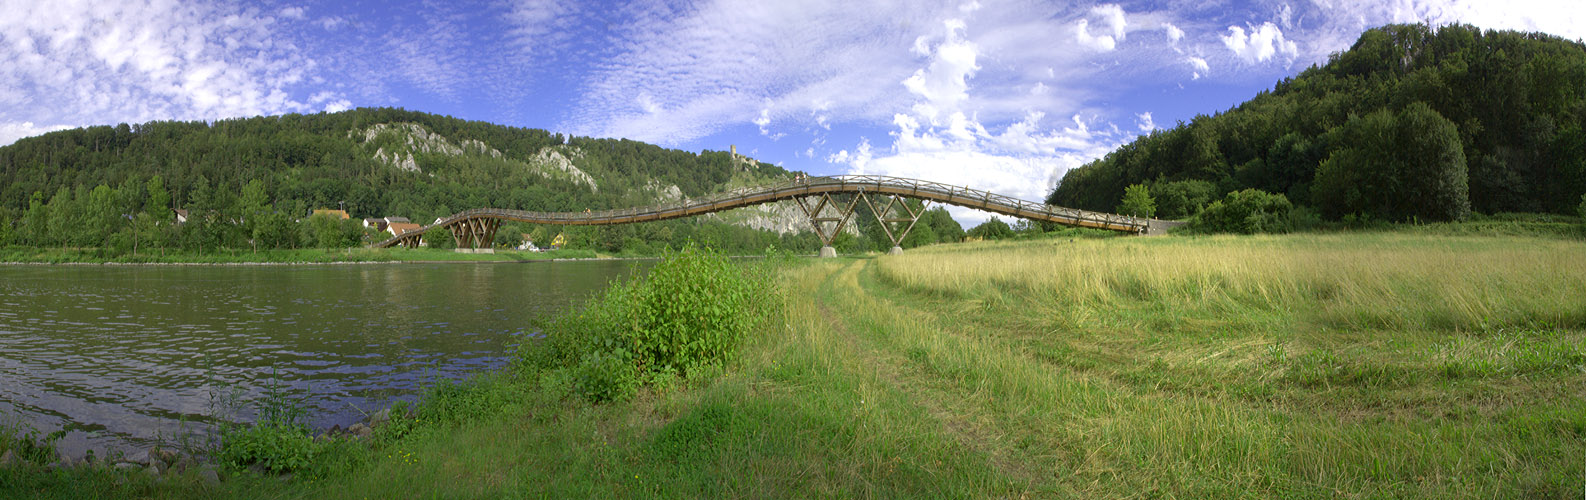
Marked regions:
[0,261,643,458]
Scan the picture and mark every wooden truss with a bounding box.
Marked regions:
[448,217,501,249]
[860,193,927,249]
[794,192,861,247]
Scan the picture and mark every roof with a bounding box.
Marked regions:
[387,222,422,235]
[313,209,350,219]
[383,216,410,223]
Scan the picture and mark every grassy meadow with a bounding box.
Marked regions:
[2,231,1582,498]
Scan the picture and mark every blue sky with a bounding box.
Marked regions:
[3,0,1583,220]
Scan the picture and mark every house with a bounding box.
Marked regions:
[383,216,410,225]
[173,208,189,224]
[386,222,422,237]
[312,209,350,220]
[364,218,387,231]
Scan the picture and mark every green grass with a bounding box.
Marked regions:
[3,232,1583,498]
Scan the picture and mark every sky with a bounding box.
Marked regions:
[3,0,1584,224]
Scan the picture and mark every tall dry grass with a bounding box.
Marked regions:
[876,233,1586,333]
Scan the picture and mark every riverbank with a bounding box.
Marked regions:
[4,232,1584,498]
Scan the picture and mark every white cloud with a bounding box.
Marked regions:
[1136,112,1156,131]
[279,7,306,20]
[1186,56,1210,79]
[317,16,346,30]
[902,19,980,123]
[0,121,72,146]
[0,0,344,142]
[826,11,1137,226]
[1221,22,1298,64]
[1163,22,1185,43]
[1074,4,1128,52]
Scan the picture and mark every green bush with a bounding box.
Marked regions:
[1188,189,1296,234]
[521,243,776,401]
[216,377,319,474]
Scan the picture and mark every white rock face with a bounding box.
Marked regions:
[352,122,597,193]
[530,147,598,192]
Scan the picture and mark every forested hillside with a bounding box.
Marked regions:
[1049,24,1586,223]
[0,108,970,255]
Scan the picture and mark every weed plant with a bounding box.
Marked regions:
[520,243,778,401]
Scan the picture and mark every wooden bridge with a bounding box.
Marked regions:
[369,175,1163,255]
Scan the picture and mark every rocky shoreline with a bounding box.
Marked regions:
[0,405,408,484]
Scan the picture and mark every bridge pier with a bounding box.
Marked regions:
[796,193,860,258]
[862,193,926,255]
[448,217,501,251]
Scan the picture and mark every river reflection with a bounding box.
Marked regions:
[0,261,644,458]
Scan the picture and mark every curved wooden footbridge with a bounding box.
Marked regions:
[370,175,1171,255]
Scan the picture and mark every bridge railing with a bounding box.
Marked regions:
[374,175,1148,248]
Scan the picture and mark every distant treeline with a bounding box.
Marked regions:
[1050,24,1586,224]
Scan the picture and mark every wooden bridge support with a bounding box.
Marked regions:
[448,217,501,252]
[860,193,926,255]
[795,193,860,258]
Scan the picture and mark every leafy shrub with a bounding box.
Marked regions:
[521,243,776,401]
[1188,189,1296,234]
[216,377,319,474]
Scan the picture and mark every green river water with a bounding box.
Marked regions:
[0,261,644,460]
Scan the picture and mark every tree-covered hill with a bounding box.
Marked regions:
[1049,24,1586,222]
[0,107,968,255]
[0,107,786,222]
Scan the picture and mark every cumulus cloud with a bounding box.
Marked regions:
[902,19,980,123]
[1163,22,1185,43]
[279,6,306,20]
[0,0,348,145]
[1074,4,1128,51]
[1221,22,1299,64]
[1186,56,1210,79]
[1136,112,1156,131]
[828,12,1137,225]
[0,121,73,146]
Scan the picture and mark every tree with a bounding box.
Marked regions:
[22,191,46,246]
[967,217,1014,240]
[45,187,75,248]
[1117,183,1157,218]
[920,206,964,243]
[1149,180,1215,219]
[1312,102,1469,221]
[1190,189,1295,234]
[147,175,170,216]
[86,184,117,246]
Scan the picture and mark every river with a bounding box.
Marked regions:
[0,261,645,459]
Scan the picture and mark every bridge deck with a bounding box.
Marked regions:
[370,175,1148,248]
